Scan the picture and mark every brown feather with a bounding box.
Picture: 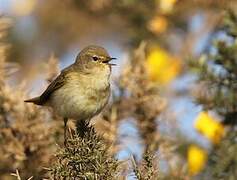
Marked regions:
[24,64,75,105]
[24,96,41,105]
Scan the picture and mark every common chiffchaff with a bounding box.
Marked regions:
[25,45,116,144]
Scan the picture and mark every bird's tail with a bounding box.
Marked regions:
[24,96,42,105]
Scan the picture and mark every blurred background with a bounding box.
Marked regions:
[1,0,237,179]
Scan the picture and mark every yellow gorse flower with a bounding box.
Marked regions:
[146,47,180,84]
[194,112,225,144]
[188,145,207,176]
[148,16,168,34]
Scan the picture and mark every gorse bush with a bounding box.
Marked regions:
[1,1,237,179]
[192,10,237,125]
[191,10,237,179]
[50,124,119,179]
[0,17,60,179]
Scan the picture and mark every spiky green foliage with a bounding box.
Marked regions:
[201,128,237,180]
[49,124,119,180]
[191,10,237,179]
[132,151,157,180]
[191,10,237,125]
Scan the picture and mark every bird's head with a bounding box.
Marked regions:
[75,45,116,70]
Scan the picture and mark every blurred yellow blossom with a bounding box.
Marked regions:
[195,112,225,144]
[11,0,37,16]
[145,47,181,84]
[148,16,168,34]
[188,145,207,176]
[159,0,177,13]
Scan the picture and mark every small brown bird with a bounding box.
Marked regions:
[25,45,115,144]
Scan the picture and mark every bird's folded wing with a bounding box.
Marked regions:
[37,64,77,105]
[38,72,66,104]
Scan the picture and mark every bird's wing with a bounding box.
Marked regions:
[38,73,65,104]
[38,64,74,105]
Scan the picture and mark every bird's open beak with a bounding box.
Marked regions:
[103,57,117,66]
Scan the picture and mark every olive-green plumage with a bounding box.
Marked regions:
[25,45,115,142]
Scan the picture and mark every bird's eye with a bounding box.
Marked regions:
[92,56,99,61]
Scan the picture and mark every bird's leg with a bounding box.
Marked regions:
[63,118,68,147]
[76,119,90,138]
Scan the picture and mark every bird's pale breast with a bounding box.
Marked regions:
[50,67,110,121]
